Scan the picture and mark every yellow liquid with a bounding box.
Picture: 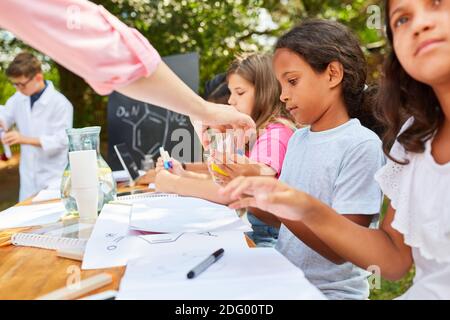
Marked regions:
[210,163,229,177]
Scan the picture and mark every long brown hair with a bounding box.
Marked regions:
[376,0,444,164]
[226,53,296,131]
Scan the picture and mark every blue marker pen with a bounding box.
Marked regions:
[160,147,173,170]
[164,160,173,170]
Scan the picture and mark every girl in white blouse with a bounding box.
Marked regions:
[219,0,450,299]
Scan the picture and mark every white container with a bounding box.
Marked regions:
[69,150,99,221]
[69,150,98,189]
[71,187,98,222]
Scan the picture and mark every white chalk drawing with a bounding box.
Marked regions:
[115,103,190,159]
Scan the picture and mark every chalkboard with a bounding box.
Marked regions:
[107,52,202,171]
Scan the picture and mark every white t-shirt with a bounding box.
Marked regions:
[374,118,450,300]
[277,119,385,300]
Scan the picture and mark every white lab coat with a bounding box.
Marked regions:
[0,81,73,201]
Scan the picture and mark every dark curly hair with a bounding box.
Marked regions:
[275,19,383,136]
[375,0,443,164]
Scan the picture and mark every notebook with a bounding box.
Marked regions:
[11,218,94,251]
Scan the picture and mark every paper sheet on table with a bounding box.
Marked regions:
[82,203,249,270]
[82,203,134,269]
[32,189,61,203]
[0,201,65,230]
[112,170,130,182]
[129,196,252,233]
[117,248,326,300]
[112,170,146,183]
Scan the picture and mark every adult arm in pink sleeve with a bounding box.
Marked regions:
[0,0,255,131]
[0,0,160,95]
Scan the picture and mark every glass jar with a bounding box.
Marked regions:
[60,126,117,217]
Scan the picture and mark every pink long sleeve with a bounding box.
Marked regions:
[0,0,161,95]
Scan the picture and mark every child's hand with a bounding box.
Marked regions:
[1,130,23,146]
[218,176,311,221]
[210,151,276,180]
[155,157,166,173]
[207,156,231,186]
[154,169,178,193]
[155,156,185,176]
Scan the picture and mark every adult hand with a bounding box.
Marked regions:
[192,103,254,150]
[198,102,255,132]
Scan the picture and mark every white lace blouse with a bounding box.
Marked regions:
[374,119,450,299]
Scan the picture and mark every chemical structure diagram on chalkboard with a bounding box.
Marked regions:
[115,103,189,159]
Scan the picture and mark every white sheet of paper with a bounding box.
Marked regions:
[129,196,252,233]
[82,203,249,270]
[112,170,130,182]
[112,170,146,183]
[0,201,65,230]
[82,203,135,269]
[117,248,325,300]
[32,189,61,203]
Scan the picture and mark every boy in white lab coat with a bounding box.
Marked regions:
[0,52,73,201]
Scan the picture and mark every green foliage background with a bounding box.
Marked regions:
[1,0,387,127]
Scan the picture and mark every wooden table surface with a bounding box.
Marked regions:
[0,172,253,300]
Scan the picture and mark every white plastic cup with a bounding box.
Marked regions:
[71,187,98,222]
[69,150,99,221]
[69,150,98,189]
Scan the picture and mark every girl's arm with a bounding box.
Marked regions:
[243,196,375,264]
[155,170,232,204]
[156,157,211,180]
[209,152,277,186]
[221,177,413,279]
[248,207,282,228]
[248,206,374,264]
[185,162,209,174]
[181,170,211,180]
[296,198,413,279]
[280,214,376,265]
